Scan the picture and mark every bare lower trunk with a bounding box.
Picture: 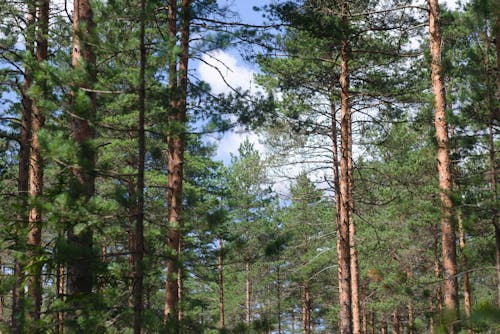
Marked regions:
[302,284,310,334]
[291,307,295,334]
[381,318,387,334]
[428,0,458,330]
[164,2,190,329]
[458,217,472,319]
[338,0,352,330]
[392,311,399,334]
[348,92,360,334]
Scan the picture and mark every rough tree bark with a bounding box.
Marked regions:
[428,0,459,330]
[349,101,360,334]
[164,0,179,323]
[12,2,35,332]
[338,0,352,332]
[302,284,310,334]
[164,1,191,329]
[27,0,49,325]
[67,0,96,327]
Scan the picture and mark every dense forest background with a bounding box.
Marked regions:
[0,0,498,333]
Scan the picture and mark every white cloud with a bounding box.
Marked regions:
[198,50,264,163]
[198,50,260,95]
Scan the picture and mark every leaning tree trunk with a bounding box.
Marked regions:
[67,0,96,329]
[27,0,49,326]
[428,0,459,330]
[338,0,352,333]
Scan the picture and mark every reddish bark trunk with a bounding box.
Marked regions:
[392,311,400,334]
[67,0,96,318]
[164,2,191,328]
[27,0,49,324]
[12,2,36,332]
[338,1,352,332]
[428,0,459,330]
[302,284,310,334]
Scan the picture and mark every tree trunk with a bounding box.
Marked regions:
[12,2,36,332]
[67,0,96,327]
[218,238,225,330]
[349,115,360,334]
[381,318,387,334]
[408,301,414,334]
[133,0,146,331]
[277,262,281,334]
[492,11,500,308]
[27,0,49,325]
[291,307,295,334]
[392,311,399,334]
[428,0,459,330]
[370,312,375,334]
[362,303,367,334]
[164,1,191,328]
[338,0,352,332]
[56,261,64,334]
[302,284,310,334]
[245,257,251,328]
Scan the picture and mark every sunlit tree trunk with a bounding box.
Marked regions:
[381,317,387,334]
[428,0,458,330]
[12,2,35,332]
[338,0,352,332]
[164,0,179,324]
[392,310,399,334]
[164,2,191,329]
[27,0,49,325]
